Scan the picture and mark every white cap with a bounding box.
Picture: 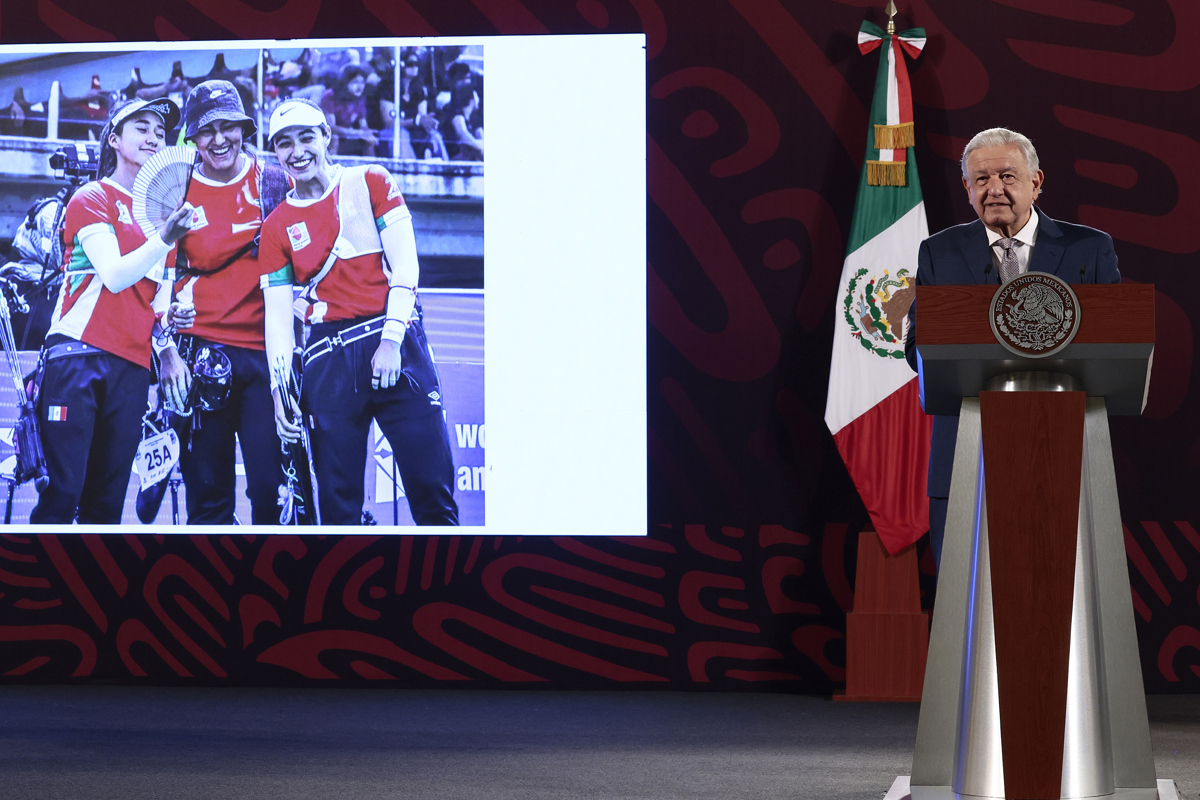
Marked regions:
[112,97,181,132]
[266,99,328,145]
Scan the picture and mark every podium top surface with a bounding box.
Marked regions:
[915,283,1154,416]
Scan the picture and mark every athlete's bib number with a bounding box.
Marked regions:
[136,429,180,489]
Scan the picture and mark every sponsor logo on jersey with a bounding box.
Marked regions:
[190,205,209,231]
[47,406,67,421]
[115,200,133,226]
[427,390,441,407]
[387,178,402,201]
[287,222,311,251]
[231,221,260,235]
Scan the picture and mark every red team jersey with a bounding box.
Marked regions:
[175,158,267,349]
[258,165,405,324]
[50,178,164,369]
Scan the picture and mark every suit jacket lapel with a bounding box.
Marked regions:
[955,220,994,284]
[1029,211,1066,277]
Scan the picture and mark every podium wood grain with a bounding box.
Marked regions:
[980,390,1085,800]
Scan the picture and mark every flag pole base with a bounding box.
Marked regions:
[841,529,929,701]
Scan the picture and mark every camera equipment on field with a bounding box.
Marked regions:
[271,361,318,526]
[3,144,101,352]
[48,142,100,183]
[0,291,48,493]
[131,145,198,240]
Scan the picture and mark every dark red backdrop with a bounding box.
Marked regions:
[0,0,1197,693]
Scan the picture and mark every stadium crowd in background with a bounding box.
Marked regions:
[264,46,483,160]
[0,45,484,162]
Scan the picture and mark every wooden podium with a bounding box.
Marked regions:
[900,282,1170,800]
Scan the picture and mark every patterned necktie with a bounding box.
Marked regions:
[997,237,1020,283]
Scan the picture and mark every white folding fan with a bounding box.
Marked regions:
[131,146,198,240]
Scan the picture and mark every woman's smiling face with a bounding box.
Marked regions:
[272,125,329,184]
[194,119,245,178]
[111,109,166,169]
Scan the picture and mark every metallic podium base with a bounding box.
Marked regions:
[883,776,1179,800]
[908,390,1160,799]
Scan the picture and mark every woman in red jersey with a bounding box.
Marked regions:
[170,80,286,525]
[258,99,457,526]
[31,98,194,524]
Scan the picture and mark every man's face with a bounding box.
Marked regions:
[962,144,1043,237]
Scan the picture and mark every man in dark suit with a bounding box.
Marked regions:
[904,127,1120,566]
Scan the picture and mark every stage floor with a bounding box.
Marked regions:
[0,688,1195,799]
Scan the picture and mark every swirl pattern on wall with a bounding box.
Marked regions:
[0,0,1195,692]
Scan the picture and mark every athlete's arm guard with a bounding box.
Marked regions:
[379,208,419,345]
[263,283,297,390]
[78,223,171,293]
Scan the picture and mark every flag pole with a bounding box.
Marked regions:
[830,0,931,703]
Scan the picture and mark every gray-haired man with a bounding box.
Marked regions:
[904,127,1121,566]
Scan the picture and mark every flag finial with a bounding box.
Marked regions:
[885,0,897,34]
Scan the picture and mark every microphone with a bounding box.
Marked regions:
[983,262,993,284]
[1079,263,1088,284]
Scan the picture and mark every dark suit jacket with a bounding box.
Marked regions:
[903,212,1121,498]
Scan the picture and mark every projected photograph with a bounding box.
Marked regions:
[0,41,484,528]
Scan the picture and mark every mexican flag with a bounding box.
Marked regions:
[824,20,932,555]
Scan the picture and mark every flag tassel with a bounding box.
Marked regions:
[874,122,914,150]
[866,160,907,187]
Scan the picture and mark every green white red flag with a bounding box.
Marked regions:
[824,20,931,555]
